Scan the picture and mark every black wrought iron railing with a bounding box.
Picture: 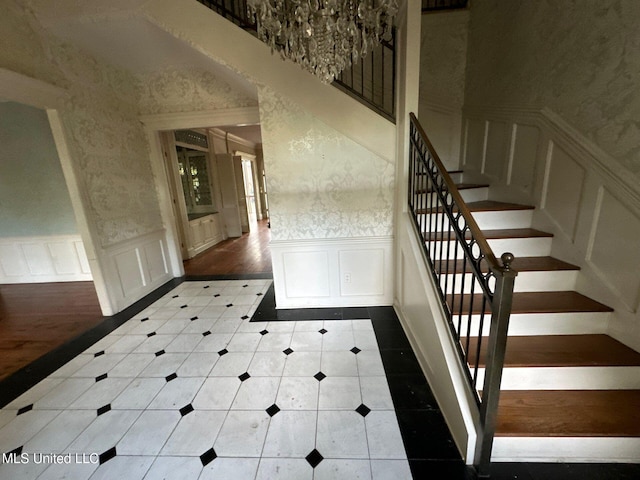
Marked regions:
[408,113,516,475]
[195,0,396,120]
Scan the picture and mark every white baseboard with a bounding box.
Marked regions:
[0,235,92,283]
[270,236,393,308]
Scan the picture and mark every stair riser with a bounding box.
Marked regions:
[458,312,610,337]
[418,210,534,232]
[439,270,577,294]
[428,237,552,260]
[491,437,640,463]
[417,187,489,204]
[476,366,640,390]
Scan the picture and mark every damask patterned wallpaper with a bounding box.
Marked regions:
[136,67,257,115]
[464,0,640,174]
[258,86,395,241]
[2,1,163,247]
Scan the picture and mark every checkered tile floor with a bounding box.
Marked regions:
[0,280,412,479]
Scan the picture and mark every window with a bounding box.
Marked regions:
[176,146,217,217]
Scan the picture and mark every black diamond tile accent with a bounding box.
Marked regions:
[140,317,149,322]
[203,285,210,289]
[179,404,194,416]
[266,404,280,417]
[203,331,211,337]
[355,404,371,417]
[155,350,165,357]
[190,316,199,321]
[95,373,108,382]
[98,447,117,465]
[350,347,361,354]
[257,293,263,296]
[17,404,33,416]
[165,373,178,382]
[172,295,179,298]
[314,372,326,382]
[238,372,251,382]
[7,445,23,456]
[260,330,269,336]
[180,305,188,309]
[94,350,105,357]
[147,332,156,338]
[243,284,249,287]
[283,348,294,355]
[305,449,324,468]
[97,404,111,416]
[319,328,328,334]
[241,315,249,320]
[218,349,228,356]
[226,303,233,308]
[200,448,217,466]
[214,294,221,297]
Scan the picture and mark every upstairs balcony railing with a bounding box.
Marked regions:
[196,0,396,121]
[408,113,516,476]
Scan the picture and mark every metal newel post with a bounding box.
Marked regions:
[476,252,517,478]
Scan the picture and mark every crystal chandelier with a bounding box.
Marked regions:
[247,0,398,83]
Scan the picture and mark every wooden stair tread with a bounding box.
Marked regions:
[449,291,613,314]
[494,390,640,437]
[437,256,579,274]
[417,183,489,194]
[468,334,640,367]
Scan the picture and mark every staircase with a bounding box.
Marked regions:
[441,171,640,462]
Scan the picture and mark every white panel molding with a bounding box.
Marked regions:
[139,106,260,131]
[102,229,172,311]
[0,235,92,283]
[461,103,640,351]
[270,236,393,308]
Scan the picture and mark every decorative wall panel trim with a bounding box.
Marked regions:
[270,236,393,308]
[0,235,92,283]
[140,107,261,131]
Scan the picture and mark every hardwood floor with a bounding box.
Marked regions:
[0,282,104,381]
[0,219,272,381]
[183,218,272,276]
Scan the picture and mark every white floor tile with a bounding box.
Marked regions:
[262,411,317,458]
[237,321,268,333]
[316,411,369,459]
[49,355,93,377]
[147,377,205,409]
[38,459,98,480]
[0,410,15,429]
[321,330,356,351]
[199,457,260,480]
[257,332,293,352]
[199,305,228,319]
[72,354,128,377]
[321,351,359,376]
[133,335,177,354]
[138,353,189,377]
[231,377,280,410]
[117,410,180,455]
[318,377,362,410]
[192,377,241,410]
[356,351,386,376]
[66,409,141,454]
[156,317,191,334]
[212,317,243,332]
[266,321,297,333]
[209,352,253,377]
[248,352,287,377]
[35,378,95,409]
[164,334,204,353]
[108,353,155,378]
[354,330,380,350]
[282,352,321,377]
[107,335,147,354]
[160,410,226,455]
[192,333,233,353]
[181,318,217,334]
[144,456,203,480]
[352,320,375,332]
[24,410,95,454]
[0,409,60,453]
[314,459,372,480]
[83,334,121,353]
[360,377,394,410]
[290,331,323,351]
[69,378,132,409]
[177,352,218,377]
[256,458,313,480]
[88,455,154,480]
[226,332,262,352]
[275,377,319,410]
[0,459,48,480]
[111,378,165,410]
[4,378,63,408]
[293,320,324,332]
[214,410,270,457]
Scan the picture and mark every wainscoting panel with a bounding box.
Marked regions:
[542,143,585,241]
[187,213,224,258]
[271,236,393,308]
[0,235,93,283]
[484,120,508,179]
[509,123,540,194]
[102,229,172,312]
[464,118,486,171]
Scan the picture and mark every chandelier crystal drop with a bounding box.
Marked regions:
[247,0,398,83]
